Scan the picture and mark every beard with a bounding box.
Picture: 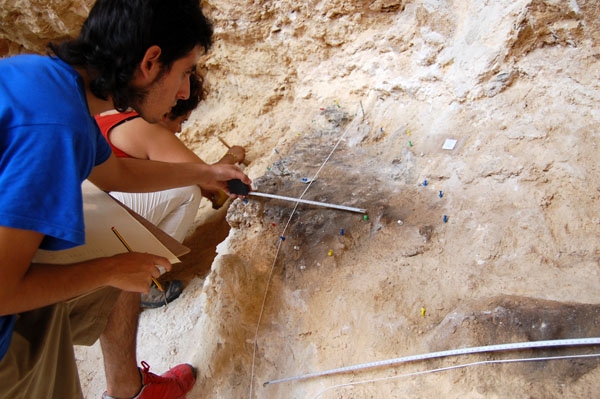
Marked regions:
[126,86,156,122]
[120,66,169,124]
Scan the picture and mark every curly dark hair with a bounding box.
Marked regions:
[48,0,213,112]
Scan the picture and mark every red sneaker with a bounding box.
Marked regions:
[102,361,196,399]
[137,361,196,399]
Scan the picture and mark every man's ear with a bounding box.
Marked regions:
[139,45,163,81]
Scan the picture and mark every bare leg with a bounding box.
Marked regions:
[100,291,142,398]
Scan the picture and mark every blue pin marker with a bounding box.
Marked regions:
[280,236,286,241]
[423,179,428,186]
[443,215,448,223]
[340,229,345,236]
[439,190,443,198]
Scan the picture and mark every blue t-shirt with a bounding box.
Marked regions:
[0,55,112,359]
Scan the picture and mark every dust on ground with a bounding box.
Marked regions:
[74,1,600,398]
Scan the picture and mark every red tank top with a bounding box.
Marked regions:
[94,111,140,158]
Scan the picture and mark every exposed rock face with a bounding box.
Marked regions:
[3,1,599,398]
[0,0,93,55]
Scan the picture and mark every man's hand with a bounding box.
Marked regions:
[0,225,174,315]
[201,163,252,196]
[101,252,172,293]
[89,153,252,195]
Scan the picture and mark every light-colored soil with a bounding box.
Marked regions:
[73,1,600,398]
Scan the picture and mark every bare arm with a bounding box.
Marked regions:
[0,226,172,316]
[92,114,250,199]
[88,153,251,194]
[109,117,246,167]
[109,118,206,164]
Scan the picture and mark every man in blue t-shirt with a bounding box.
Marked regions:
[0,1,251,398]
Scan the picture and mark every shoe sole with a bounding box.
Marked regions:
[141,280,184,308]
[187,364,198,381]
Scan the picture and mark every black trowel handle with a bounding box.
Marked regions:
[227,179,251,195]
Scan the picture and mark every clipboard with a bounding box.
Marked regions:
[33,180,189,264]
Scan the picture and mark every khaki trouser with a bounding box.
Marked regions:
[0,287,120,399]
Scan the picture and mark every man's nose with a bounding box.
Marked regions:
[177,79,190,100]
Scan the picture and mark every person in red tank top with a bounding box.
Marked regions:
[95,73,245,308]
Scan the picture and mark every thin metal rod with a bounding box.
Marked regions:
[264,337,600,386]
[311,353,600,399]
[249,191,366,214]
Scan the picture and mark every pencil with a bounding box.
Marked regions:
[217,136,249,166]
[111,226,164,293]
[217,136,231,149]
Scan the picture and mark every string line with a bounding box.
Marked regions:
[311,352,600,399]
[265,337,600,385]
[248,118,358,398]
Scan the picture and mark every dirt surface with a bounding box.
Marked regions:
[1,0,598,397]
[65,1,600,398]
[78,98,600,397]
[189,106,600,399]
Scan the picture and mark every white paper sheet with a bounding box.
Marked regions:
[33,180,179,265]
[442,138,458,150]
